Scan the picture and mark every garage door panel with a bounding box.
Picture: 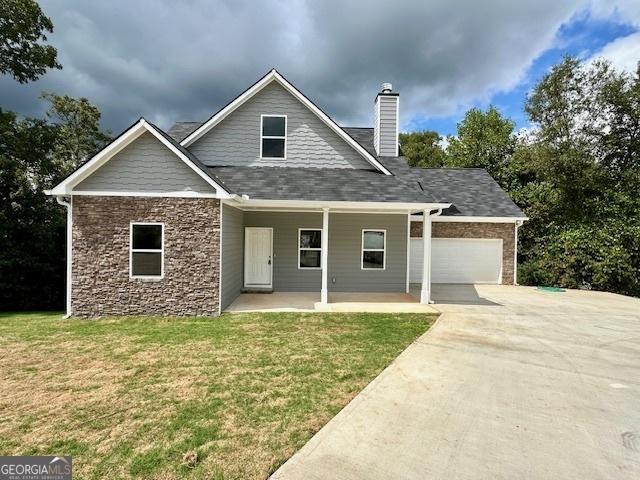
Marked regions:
[410,238,502,284]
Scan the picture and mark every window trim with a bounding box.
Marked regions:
[361,229,386,271]
[130,222,165,279]
[298,227,322,270]
[260,114,287,159]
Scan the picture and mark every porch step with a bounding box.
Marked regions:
[242,288,274,294]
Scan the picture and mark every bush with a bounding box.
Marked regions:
[518,220,640,296]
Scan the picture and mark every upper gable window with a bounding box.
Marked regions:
[260,115,287,159]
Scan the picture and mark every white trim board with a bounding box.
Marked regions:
[67,190,220,198]
[226,198,450,212]
[411,215,529,223]
[48,119,231,197]
[180,69,393,175]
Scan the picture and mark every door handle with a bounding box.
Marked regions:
[268,256,271,265]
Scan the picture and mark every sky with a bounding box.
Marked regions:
[0,0,638,137]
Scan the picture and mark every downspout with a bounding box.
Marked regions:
[56,196,72,318]
[514,219,524,286]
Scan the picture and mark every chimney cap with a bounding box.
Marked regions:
[381,82,393,93]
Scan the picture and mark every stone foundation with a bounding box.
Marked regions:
[72,196,220,316]
[410,221,516,284]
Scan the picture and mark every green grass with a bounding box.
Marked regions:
[0,311,435,479]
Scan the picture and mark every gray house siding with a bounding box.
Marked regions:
[190,82,373,170]
[374,95,398,157]
[328,213,407,292]
[240,211,407,293]
[220,204,244,310]
[244,211,323,291]
[75,132,215,193]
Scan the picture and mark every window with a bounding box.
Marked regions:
[260,115,286,159]
[130,223,164,278]
[362,230,385,270]
[298,228,322,269]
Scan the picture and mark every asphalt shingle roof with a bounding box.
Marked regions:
[209,166,436,203]
[166,122,525,217]
[167,122,203,142]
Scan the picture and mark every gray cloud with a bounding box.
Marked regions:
[0,0,617,134]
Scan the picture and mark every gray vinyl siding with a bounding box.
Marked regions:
[190,82,372,170]
[328,213,407,292]
[220,204,244,310]
[75,132,215,193]
[244,211,322,291]
[375,95,398,157]
[240,211,407,293]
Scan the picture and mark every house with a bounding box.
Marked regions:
[47,69,527,317]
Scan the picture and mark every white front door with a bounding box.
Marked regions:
[244,227,273,288]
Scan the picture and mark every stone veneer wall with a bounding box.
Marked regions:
[72,196,220,316]
[410,221,516,285]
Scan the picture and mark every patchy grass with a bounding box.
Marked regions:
[0,311,435,479]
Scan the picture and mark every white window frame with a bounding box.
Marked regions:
[298,228,322,270]
[130,222,164,279]
[260,114,287,159]
[361,229,386,270]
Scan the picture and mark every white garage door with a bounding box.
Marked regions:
[410,238,503,284]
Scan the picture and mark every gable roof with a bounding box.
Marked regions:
[48,119,231,196]
[179,69,392,175]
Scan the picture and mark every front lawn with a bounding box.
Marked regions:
[0,311,434,479]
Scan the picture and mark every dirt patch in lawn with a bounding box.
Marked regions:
[0,311,435,479]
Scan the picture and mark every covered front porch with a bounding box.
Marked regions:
[220,198,448,313]
[224,284,497,313]
[225,291,438,313]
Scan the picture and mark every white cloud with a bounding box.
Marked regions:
[589,32,640,72]
[0,0,637,133]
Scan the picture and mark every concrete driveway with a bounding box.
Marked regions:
[272,285,640,480]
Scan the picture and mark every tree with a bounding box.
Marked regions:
[516,56,640,295]
[42,92,112,174]
[0,0,61,83]
[446,106,515,186]
[0,96,109,310]
[399,130,447,167]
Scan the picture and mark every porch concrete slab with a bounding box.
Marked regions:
[225,292,438,313]
[225,292,318,312]
[271,285,640,480]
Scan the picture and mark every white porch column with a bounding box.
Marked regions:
[420,209,432,304]
[320,208,329,304]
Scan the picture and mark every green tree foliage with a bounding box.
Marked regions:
[399,130,447,167]
[446,106,516,185]
[0,96,110,310]
[516,58,640,294]
[0,0,61,83]
[42,92,112,172]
